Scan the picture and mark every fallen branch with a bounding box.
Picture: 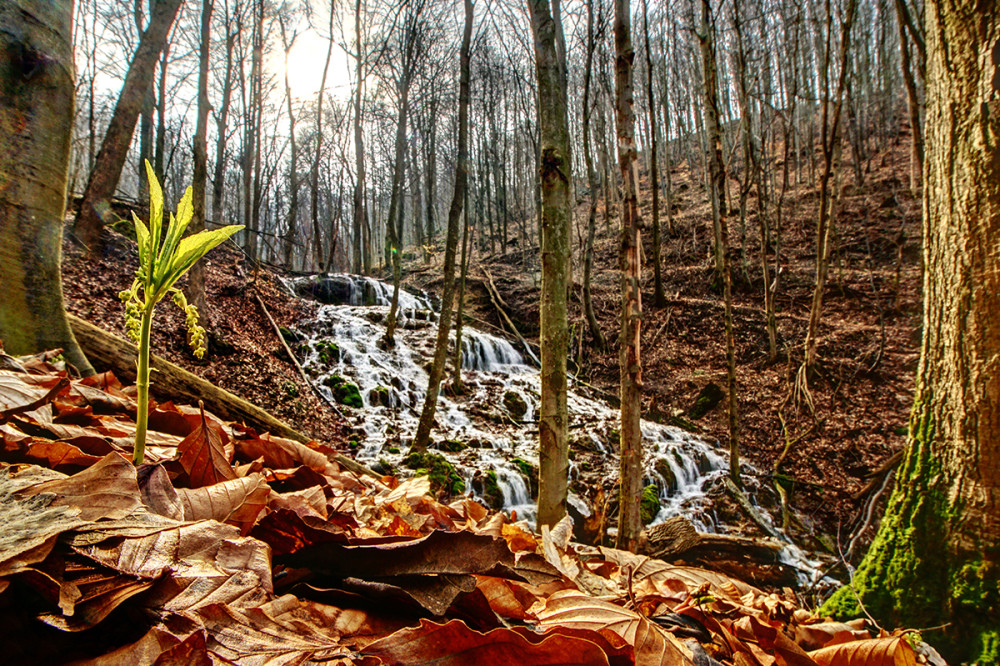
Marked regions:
[68,314,378,481]
[481,269,540,366]
[640,516,796,588]
[251,285,345,420]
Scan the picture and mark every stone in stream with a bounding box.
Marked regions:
[689,382,725,419]
[503,391,528,419]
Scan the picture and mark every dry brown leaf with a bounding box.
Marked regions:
[793,621,872,651]
[534,589,695,665]
[138,463,185,520]
[191,601,354,664]
[809,636,919,666]
[71,516,273,611]
[362,618,617,665]
[0,371,68,418]
[601,546,757,603]
[16,452,141,521]
[175,473,270,534]
[235,432,333,475]
[177,403,236,488]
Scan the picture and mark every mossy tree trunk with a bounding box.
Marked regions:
[614,0,644,552]
[823,5,999,662]
[528,0,572,529]
[0,0,94,376]
[581,0,607,352]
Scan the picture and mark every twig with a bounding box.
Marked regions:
[251,284,345,420]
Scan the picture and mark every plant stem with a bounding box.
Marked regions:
[133,304,154,464]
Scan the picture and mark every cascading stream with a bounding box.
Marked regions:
[283,274,831,584]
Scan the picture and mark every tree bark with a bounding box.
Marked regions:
[74,0,182,252]
[0,0,93,376]
[822,6,1000,662]
[211,19,236,229]
[581,0,607,352]
[187,0,214,335]
[698,0,739,486]
[641,0,666,308]
[614,0,644,552]
[528,0,572,530]
[411,0,472,453]
[351,0,366,274]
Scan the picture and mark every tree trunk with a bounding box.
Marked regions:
[211,23,236,228]
[0,0,94,376]
[310,3,335,272]
[279,16,299,269]
[74,0,182,252]
[186,0,214,338]
[822,6,999,662]
[528,0,572,530]
[698,0,739,486]
[641,0,666,308]
[614,0,644,552]
[581,0,607,352]
[801,0,857,376]
[351,0,366,275]
[411,0,472,453]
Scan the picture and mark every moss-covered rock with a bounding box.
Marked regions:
[471,469,504,509]
[404,452,465,496]
[323,374,363,408]
[640,485,661,524]
[315,340,341,365]
[689,382,724,419]
[434,439,467,453]
[369,385,392,407]
[503,391,528,419]
[511,457,539,497]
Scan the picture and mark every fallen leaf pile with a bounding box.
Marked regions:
[0,354,942,664]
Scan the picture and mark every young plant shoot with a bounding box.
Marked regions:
[121,161,243,464]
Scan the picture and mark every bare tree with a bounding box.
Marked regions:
[75,0,183,252]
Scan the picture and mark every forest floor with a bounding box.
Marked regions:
[402,130,922,557]
[61,129,921,567]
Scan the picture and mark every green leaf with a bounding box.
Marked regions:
[154,187,194,285]
[144,160,163,253]
[132,213,151,275]
[153,225,244,300]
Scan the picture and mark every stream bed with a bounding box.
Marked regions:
[284,274,831,585]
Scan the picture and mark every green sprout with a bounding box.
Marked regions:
[120,161,243,464]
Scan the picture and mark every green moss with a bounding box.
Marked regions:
[435,439,467,453]
[387,446,400,454]
[640,485,660,524]
[282,381,299,398]
[510,458,538,498]
[820,404,1000,664]
[315,340,341,365]
[369,385,391,407]
[323,374,362,408]
[404,452,465,496]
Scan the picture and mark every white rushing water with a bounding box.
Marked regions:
[285,274,731,529]
[283,274,833,586]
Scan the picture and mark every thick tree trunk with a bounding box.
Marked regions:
[310,4,335,272]
[0,0,93,376]
[823,6,999,662]
[211,24,235,229]
[528,0,572,530]
[411,0,472,453]
[614,0,644,552]
[74,0,182,252]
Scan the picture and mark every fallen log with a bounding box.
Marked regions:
[640,516,797,588]
[68,314,379,481]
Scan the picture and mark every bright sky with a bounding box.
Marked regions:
[279,8,355,103]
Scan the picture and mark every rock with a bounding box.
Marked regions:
[641,485,661,524]
[369,385,392,407]
[503,391,528,419]
[511,457,538,497]
[471,469,504,509]
[653,458,677,494]
[404,452,465,496]
[323,374,363,408]
[690,382,725,419]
